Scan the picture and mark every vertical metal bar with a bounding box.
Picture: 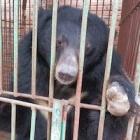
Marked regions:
[4,0,8,90]
[0,0,2,92]
[19,0,20,40]
[73,1,90,140]
[97,0,120,139]
[8,0,12,91]
[31,0,38,98]
[96,0,99,15]
[48,0,58,139]
[29,0,31,29]
[76,0,78,8]
[60,105,68,140]
[13,0,19,96]
[30,108,37,140]
[125,39,140,140]
[108,0,112,26]
[11,103,16,140]
[49,0,58,104]
[101,0,105,19]
[51,101,62,140]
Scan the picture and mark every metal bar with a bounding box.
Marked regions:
[80,102,101,110]
[51,101,62,140]
[0,0,2,92]
[9,0,13,91]
[29,0,31,29]
[108,0,112,26]
[31,0,38,98]
[19,0,22,40]
[76,0,78,8]
[125,31,140,140]
[2,90,101,110]
[101,0,105,19]
[30,108,37,140]
[48,0,58,100]
[97,0,120,139]
[13,0,19,96]
[0,97,53,112]
[48,0,58,139]
[3,0,7,89]
[73,1,90,140]
[60,105,68,140]
[96,0,99,15]
[11,103,16,140]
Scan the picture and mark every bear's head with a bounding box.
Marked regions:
[37,6,109,85]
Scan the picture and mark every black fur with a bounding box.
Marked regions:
[0,6,137,140]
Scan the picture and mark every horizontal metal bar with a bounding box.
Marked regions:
[0,97,53,112]
[80,102,101,110]
[1,90,101,111]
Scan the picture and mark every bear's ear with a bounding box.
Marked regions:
[37,7,52,32]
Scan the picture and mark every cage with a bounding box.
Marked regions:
[0,0,139,140]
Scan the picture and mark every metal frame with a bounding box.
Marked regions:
[0,0,139,140]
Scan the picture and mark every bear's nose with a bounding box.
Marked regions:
[58,72,75,82]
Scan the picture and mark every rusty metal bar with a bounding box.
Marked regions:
[9,0,13,90]
[31,0,38,98]
[13,0,19,96]
[3,0,7,90]
[51,101,62,140]
[76,0,78,8]
[0,97,53,112]
[101,0,105,19]
[2,90,101,110]
[0,0,2,92]
[108,0,112,26]
[29,0,31,29]
[80,102,101,110]
[96,0,99,15]
[73,1,90,140]
[48,1,58,139]
[30,107,37,140]
[97,0,120,139]
[60,105,68,140]
[11,103,16,140]
[125,34,140,140]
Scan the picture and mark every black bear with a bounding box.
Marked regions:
[0,6,139,140]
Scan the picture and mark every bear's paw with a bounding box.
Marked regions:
[106,82,130,116]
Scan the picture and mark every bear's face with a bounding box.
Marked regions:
[38,6,109,85]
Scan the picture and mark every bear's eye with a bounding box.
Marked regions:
[56,38,64,47]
